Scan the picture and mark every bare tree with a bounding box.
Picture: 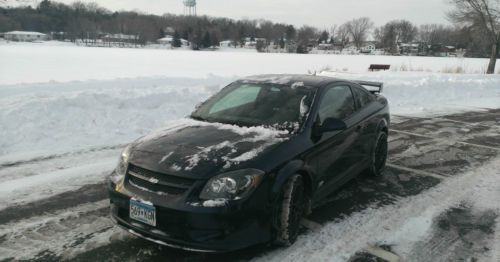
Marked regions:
[377,20,418,54]
[297,25,318,45]
[345,17,374,48]
[419,24,456,45]
[449,0,500,74]
[336,24,350,49]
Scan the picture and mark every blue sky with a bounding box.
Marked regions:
[52,0,451,27]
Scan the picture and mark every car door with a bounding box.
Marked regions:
[351,85,379,160]
[308,83,361,200]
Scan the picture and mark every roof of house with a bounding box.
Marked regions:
[5,31,47,36]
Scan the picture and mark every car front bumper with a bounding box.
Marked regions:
[108,180,272,253]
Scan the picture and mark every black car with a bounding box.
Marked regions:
[108,74,390,252]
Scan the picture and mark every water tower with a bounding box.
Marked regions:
[183,0,197,16]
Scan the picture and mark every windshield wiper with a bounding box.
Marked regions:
[191,115,208,122]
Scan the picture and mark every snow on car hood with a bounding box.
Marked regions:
[128,118,290,176]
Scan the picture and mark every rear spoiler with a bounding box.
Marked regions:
[354,81,384,94]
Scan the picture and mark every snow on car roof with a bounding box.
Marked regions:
[241,74,341,88]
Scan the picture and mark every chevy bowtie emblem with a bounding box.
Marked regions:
[148,177,159,184]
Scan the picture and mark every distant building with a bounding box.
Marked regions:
[219,40,234,48]
[4,31,49,42]
[399,42,427,56]
[244,37,266,48]
[342,44,359,54]
[102,33,138,43]
[157,35,188,46]
[429,44,456,57]
[360,43,376,54]
[317,43,333,51]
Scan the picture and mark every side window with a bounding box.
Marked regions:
[352,86,375,109]
[318,85,356,123]
[209,85,261,114]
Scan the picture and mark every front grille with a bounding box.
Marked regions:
[126,164,196,196]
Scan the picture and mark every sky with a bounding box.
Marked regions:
[11,0,452,27]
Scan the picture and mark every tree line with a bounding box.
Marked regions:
[0,0,498,66]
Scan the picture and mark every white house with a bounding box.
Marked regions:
[360,43,376,54]
[341,44,359,55]
[157,35,188,46]
[4,31,49,42]
[219,40,233,48]
[244,37,266,48]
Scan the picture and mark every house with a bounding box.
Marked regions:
[219,40,234,48]
[4,31,49,42]
[157,35,189,46]
[102,33,138,42]
[360,43,376,54]
[342,44,359,54]
[399,42,427,56]
[317,43,333,51]
[244,37,266,48]
[429,44,456,57]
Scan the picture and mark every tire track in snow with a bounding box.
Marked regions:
[254,156,500,262]
[0,182,107,225]
[0,148,118,210]
[0,200,128,261]
[0,144,124,169]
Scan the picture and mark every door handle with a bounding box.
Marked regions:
[356,124,364,131]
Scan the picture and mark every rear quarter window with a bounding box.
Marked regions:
[352,86,375,109]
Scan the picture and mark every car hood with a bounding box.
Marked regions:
[128,119,290,178]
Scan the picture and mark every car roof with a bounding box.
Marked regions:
[240,74,347,88]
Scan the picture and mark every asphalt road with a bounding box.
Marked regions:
[0,109,499,262]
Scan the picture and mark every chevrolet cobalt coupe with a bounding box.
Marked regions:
[108,74,390,252]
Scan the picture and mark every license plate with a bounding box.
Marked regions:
[129,199,156,226]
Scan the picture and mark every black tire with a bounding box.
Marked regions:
[367,131,388,177]
[273,174,306,246]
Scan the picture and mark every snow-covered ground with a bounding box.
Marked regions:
[0,41,498,85]
[0,42,499,261]
[255,156,500,262]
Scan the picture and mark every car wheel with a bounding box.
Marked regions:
[368,131,388,177]
[273,174,306,246]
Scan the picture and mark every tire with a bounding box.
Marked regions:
[273,174,306,246]
[367,131,388,177]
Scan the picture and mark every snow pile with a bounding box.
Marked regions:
[321,71,500,116]
[254,157,500,262]
[1,72,499,164]
[0,76,231,162]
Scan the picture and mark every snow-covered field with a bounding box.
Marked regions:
[0,41,498,85]
[0,42,499,261]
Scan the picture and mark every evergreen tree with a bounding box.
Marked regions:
[172,30,182,47]
[319,30,329,43]
[202,31,211,48]
[279,37,285,49]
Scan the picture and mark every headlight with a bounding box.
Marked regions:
[200,169,265,200]
[110,145,131,184]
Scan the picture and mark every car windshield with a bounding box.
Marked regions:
[191,81,316,130]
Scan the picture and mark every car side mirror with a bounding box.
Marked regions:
[315,118,347,135]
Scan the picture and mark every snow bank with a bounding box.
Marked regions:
[0,76,232,161]
[321,71,500,116]
[1,73,499,162]
[254,156,500,262]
